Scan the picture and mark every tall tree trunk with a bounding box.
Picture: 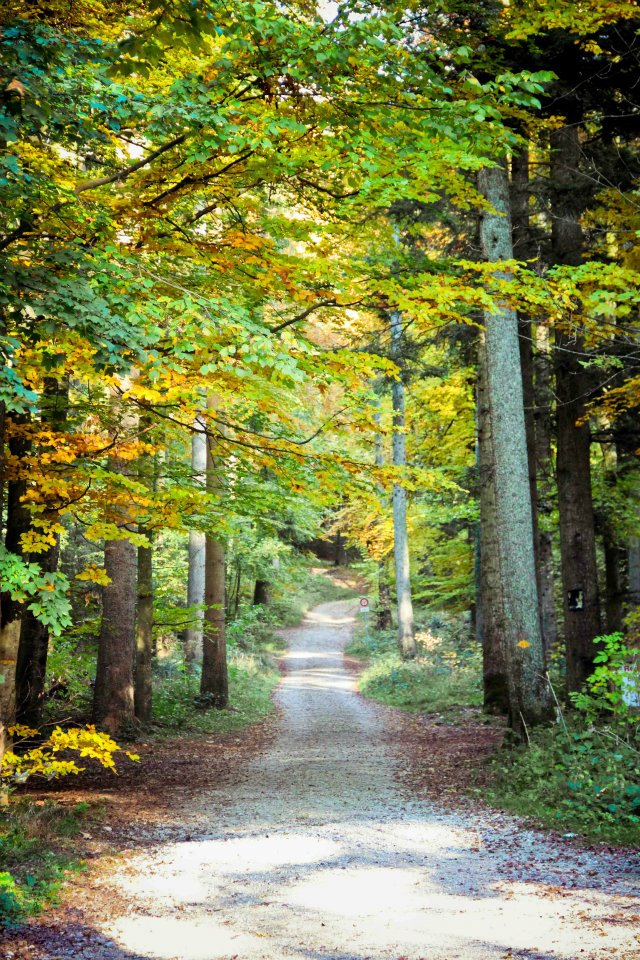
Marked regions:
[479,163,552,734]
[533,325,559,652]
[1,415,32,768]
[390,311,416,658]
[135,530,153,724]
[16,377,69,727]
[93,385,138,735]
[477,334,509,714]
[201,397,228,707]
[551,125,602,692]
[135,414,154,723]
[184,423,206,670]
[93,535,137,734]
[511,148,558,655]
[629,517,640,611]
[374,406,393,630]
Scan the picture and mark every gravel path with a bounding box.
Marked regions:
[54,601,640,959]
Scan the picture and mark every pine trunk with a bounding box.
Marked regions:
[390,311,416,658]
[479,163,552,733]
[551,125,602,692]
[477,334,509,714]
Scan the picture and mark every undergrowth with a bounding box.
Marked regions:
[347,612,482,717]
[487,633,640,847]
[0,799,101,927]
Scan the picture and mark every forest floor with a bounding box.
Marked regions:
[2,596,640,960]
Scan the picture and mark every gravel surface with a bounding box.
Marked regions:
[4,599,640,960]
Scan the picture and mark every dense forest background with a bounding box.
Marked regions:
[1,0,640,902]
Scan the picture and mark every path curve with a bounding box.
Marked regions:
[93,601,638,958]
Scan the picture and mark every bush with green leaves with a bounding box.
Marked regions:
[488,634,640,845]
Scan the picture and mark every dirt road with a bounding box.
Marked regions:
[4,600,640,959]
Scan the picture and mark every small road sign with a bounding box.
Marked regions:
[359,597,369,608]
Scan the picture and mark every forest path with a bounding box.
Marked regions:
[4,599,639,960]
[97,598,639,960]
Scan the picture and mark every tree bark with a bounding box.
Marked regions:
[551,124,602,692]
[134,529,153,723]
[253,579,270,605]
[511,148,558,655]
[533,325,559,653]
[201,396,228,707]
[390,310,416,658]
[93,534,137,734]
[93,385,138,735]
[374,407,393,630]
[478,163,552,734]
[184,423,206,670]
[477,333,509,714]
[16,377,68,727]
[1,414,32,765]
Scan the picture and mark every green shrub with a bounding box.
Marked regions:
[349,618,483,716]
[488,634,640,845]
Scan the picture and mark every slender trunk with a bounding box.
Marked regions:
[551,125,602,692]
[135,529,153,723]
[93,385,138,735]
[16,377,69,727]
[390,311,416,658]
[479,163,552,733]
[477,334,509,714]
[184,424,206,670]
[201,396,228,707]
[1,415,32,765]
[603,533,625,634]
[533,325,559,652]
[374,407,393,630]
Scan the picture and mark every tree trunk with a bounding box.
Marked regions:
[201,396,228,707]
[477,333,509,714]
[93,534,137,734]
[533,325,559,653]
[374,407,393,630]
[93,385,138,735]
[390,310,416,658]
[551,124,602,692]
[1,415,32,766]
[134,528,153,723]
[16,377,68,727]
[629,521,640,610]
[478,163,552,734]
[253,579,270,605]
[511,148,558,655]
[184,424,206,670]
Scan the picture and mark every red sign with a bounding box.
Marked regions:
[359,597,369,608]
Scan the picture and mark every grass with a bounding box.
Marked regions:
[0,799,102,927]
[347,613,483,718]
[152,657,280,735]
